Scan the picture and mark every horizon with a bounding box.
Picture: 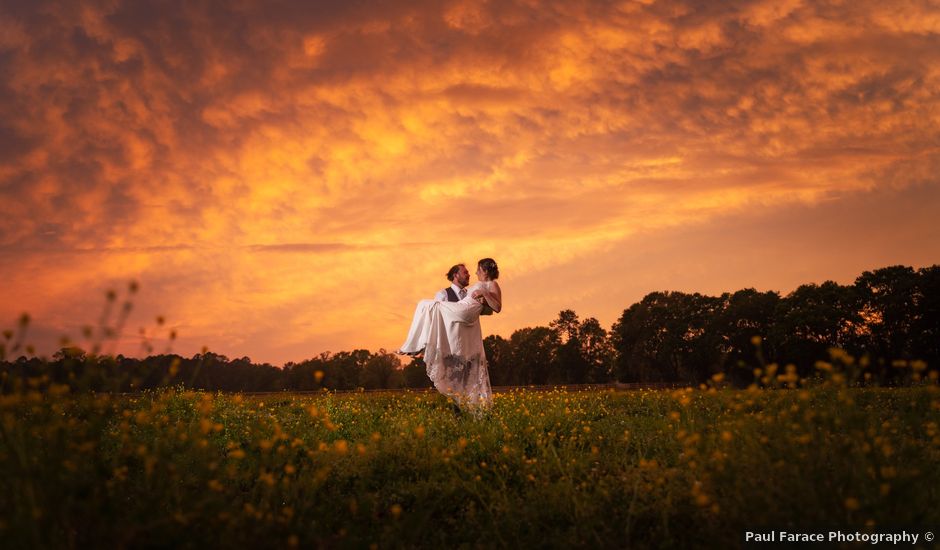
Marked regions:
[2,0,939,365]
[5,261,934,367]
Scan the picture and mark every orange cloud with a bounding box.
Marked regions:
[1,0,937,363]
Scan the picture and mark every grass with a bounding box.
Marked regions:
[2,367,939,549]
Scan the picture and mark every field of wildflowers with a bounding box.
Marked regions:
[2,355,939,549]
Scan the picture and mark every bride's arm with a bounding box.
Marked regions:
[475,281,501,313]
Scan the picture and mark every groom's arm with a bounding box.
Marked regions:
[472,282,501,314]
[472,292,492,314]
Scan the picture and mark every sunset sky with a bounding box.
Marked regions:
[1,0,938,365]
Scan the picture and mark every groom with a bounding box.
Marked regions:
[435,264,470,302]
[435,263,493,315]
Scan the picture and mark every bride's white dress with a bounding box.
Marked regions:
[399,281,501,413]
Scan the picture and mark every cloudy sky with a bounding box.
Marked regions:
[1,0,938,364]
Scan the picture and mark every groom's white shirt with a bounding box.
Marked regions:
[434,283,464,302]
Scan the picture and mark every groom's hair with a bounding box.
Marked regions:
[446,264,465,281]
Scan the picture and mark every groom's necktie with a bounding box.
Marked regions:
[458,288,467,300]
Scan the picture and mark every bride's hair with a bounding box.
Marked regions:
[477,258,499,280]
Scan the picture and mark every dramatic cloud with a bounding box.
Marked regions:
[1,0,938,363]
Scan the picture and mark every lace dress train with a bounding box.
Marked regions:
[399,296,493,414]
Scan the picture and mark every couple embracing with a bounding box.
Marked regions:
[398,258,502,416]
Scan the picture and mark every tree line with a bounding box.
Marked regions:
[610,264,938,386]
[1,264,936,392]
[479,265,938,387]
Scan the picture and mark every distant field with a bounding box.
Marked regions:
[193,381,684,396]
[2,382,939,548]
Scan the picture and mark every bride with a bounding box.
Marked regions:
[398,258,502,415]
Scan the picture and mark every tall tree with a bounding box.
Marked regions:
[578,317,613,383]
[612,291,722,384]
[483,335,513,386]
[550,310,588,383]
[705,288,781,383]
[360,351,403,389]
[509,327,559,385]
[854,266,921,363]
[770,281,861,375]
[914,265,940,367]
[550,310,580,343]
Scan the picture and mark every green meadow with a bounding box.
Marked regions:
[2,365,939,549]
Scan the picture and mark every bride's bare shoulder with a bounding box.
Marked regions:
[488,280,501,291]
